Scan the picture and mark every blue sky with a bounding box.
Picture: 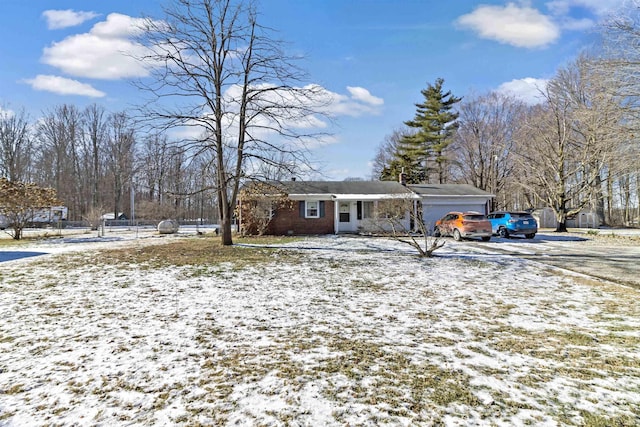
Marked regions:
[0,0,626,180]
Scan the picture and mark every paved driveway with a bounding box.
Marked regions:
[475,231,640,288]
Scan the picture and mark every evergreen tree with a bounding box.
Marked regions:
[397,78,461,183]
[380,153,424,183]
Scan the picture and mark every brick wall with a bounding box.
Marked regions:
[268,200,335,235]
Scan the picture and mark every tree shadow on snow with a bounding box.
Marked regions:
[0,251,48,262]
[492,233,588,243]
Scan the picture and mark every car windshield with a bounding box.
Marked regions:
[463,214,485,220]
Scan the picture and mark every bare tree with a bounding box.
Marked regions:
[105,112,137,220]
[0,178,60,240]
[555,54,629,226]
[34,105,84,218]
[451,92,527,210]
[371,127,411,180]
[236,181,294,236]
[82,104,109,211]
[0,107,33,182]
[374,197,444,258]
[135,0,328,245]
[596,5,640,225]
[514,57,622,231]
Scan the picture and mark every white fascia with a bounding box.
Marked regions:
[331,194,420,201]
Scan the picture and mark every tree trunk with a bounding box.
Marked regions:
[555,207,568,232]
[220,214,233,246]
[555,221,568,232]
[593,172,606,226]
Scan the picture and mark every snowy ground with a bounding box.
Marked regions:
[1,231,639,426]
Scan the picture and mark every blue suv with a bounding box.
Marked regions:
[487,211,537,239]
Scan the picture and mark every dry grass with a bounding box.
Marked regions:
[51,235,302,270]
[3,234,640,425]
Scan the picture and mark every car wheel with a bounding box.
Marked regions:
[525,233,535,239]
[433,227,441,237]
[481,236,491,242]
[453,229,462,241]
[498,227,509,238]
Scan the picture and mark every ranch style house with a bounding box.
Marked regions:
[238,180,494,236]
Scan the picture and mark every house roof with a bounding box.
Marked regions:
[245,180,492,200]
[408,184,493,198]
[277,180,415,196]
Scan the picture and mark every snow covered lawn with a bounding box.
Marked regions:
[1,234,639,426]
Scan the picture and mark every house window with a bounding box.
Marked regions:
[306,201,319,218]
[362,201,374,219]
[378,200,405,219]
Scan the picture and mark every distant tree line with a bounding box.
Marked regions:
[4,1,640,234]
[0,103,219,223]
[374,7,640,230]
[1,0,327,247]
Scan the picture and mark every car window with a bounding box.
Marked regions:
[464,214,485,220]
[510,212,533,219]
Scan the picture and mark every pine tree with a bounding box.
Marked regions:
[397,78,461,183]
[380,154,425,183]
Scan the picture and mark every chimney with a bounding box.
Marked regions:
[399,168,406,186]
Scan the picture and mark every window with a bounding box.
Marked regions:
[306,201,319,218]
[378,200,405,219]
[362,201,374,219]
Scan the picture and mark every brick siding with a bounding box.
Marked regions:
[268,200,335,235]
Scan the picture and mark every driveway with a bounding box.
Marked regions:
[474,230,640,288]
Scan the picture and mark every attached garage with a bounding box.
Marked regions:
[408,184,494,231]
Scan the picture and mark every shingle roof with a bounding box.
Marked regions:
[272,180,414,196]
[408,184,493,197]
[246,180,492,198]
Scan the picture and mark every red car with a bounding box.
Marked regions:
[434,211,492,241]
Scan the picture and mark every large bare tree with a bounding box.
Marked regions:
[33,104,84,219]
[0,107,33,182]
[135,0,327,245]
[451,92,527,210]
[82,104,109,212]
[515,57,623,231]
[597,4,640,225]
[105,112,137,221]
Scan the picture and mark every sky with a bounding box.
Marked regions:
[0,0,630,180]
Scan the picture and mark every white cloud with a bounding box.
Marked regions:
[497,77,549,105]
[346,87,384,106]
[166,84,381,145]
[42,9,99,30]
[318,86,384,117]
[23,75,105,98]
[41,13,156,80]
[456,3,560,48]
[224,83,384,119]
[90,13,149,38]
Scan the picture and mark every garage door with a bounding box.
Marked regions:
[421,202,487,230]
